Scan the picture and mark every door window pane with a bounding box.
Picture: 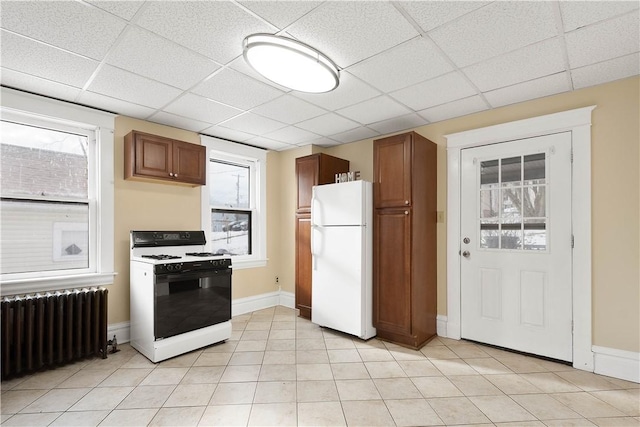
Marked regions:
[480,160,499,188]
[501,156,521,186]
[502,187,522,222]
[524,153,545,184]
[480,221,499,248]
[480,189,499,218]
[524,219,546,251]
[524,186,546,217]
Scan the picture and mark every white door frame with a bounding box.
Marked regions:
[445,106,596,372]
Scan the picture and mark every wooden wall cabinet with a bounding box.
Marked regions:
[125,130,206,186]
[295,153,349,319]
[373,132,437,349]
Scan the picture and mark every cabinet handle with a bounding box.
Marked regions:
[404,210,409,215]
[169,172,174,177]
[174,174,178,178]
[404,200,409,205]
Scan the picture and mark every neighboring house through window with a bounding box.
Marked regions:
[0,88,115,295]
[200,135,267,269]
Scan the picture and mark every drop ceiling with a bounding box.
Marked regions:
[1,1,638,151]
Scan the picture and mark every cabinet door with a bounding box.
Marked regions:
[296,156,319,213]
[374,209,412,335]
[172,140,206,185]
[374,133,412,208]
[295,215,312,319]
[134,133,173,179]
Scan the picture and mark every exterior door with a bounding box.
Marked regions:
[460,132,572,361]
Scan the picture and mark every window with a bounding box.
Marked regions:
[0,88,115,295]
[478,153,547,251]
[200,135,267,269]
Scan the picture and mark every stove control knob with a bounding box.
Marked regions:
[212,260,218,266]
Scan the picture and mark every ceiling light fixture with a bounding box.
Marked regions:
[243,33,340,93]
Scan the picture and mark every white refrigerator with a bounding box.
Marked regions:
[311,180,376,340]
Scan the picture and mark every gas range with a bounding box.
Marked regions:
[129,230,232,363]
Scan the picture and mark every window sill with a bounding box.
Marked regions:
[0,272,117,297]
[231,258,268,270]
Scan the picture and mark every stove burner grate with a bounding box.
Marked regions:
[185,252,219,257]
[141,254,182,260]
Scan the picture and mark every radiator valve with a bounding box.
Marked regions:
[107,335,120,354]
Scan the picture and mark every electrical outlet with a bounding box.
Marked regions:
[437,211,445,223]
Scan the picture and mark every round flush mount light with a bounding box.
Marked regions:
[243,33,340,93]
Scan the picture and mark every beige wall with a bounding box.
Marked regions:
[110,77,638,354]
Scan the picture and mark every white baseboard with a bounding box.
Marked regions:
[107,321,131,344]
[279,291,295,309]
[593,345,640,383]
[232,291,281,316]
[436,315,448,338]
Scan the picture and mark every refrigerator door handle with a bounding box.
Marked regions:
[311,224,317,270]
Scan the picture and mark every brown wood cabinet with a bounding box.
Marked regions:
[295,153,349,319]
[373,132,437,349]
[125,130,206,186]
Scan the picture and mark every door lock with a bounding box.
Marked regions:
[462,250,470,258]
[463,237,470,244]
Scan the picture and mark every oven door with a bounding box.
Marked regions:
[154,268,231,340]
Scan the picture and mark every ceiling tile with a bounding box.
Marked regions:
[87,65,182,109]
[565,11,640,68]
[148,111,211,133]
[163,93,242,125]
[571,53,640,89]
[136,1,274,64]
[347,37,454,92]
[192,68,283,110]
[292,72,380,111]
[296,113,359,135]
[201,126,254,143]
[430,2,557,67]
[560,1,639,32]
[418,95,488,123]
[399,1,491,32]
[264,126,319,144]
[304,137,341,148]
[77,91,156,119]
[390,72,477,111]
[330,127,379,144]
[337,96,412,125]
[0,31,98,88]
[237,1,323,29]
[286,1,418,68]
[219,112,286,135]
[463,38,566,92]
[245,136,293,151]
[0,68,81,103]
[484,73,570,108]
[0,1,125,60]
[368,113,429,135]
[228,56,292,92]
[87,1,145,21]
[251,95,326,125]
[106,27,220,90]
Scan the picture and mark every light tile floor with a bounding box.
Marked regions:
[1,306,639,426]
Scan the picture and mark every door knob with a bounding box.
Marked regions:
[462,250,470,258]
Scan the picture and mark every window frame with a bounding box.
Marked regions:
[200,135,267,269]
[0,87,115,296]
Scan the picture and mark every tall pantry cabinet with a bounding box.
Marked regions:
[373,132,437,349]
[295,153,349,319]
